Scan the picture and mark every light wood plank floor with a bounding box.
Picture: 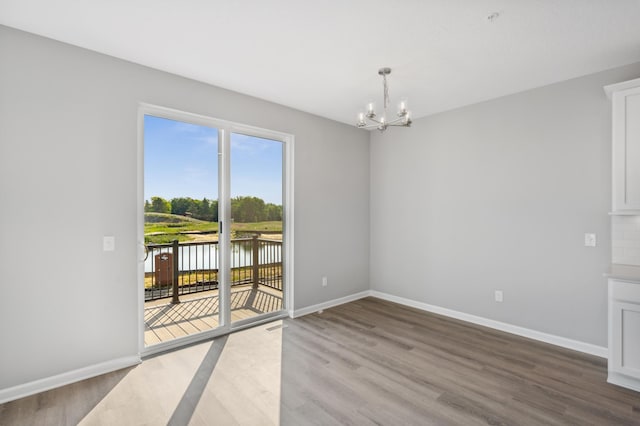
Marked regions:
[144,284,283,345]
[2,297,639,425]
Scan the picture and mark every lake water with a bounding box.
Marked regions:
[145,241,281,273]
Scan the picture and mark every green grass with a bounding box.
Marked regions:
[145,234,192,244]
[144,213,282,244]
[145,222,218,235]
[232,221,282,232]
[145,212,205,223]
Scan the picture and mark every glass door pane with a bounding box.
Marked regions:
[229,132,284,324]
[143,115,221,347]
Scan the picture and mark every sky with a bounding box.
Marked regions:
[144,115,283,205]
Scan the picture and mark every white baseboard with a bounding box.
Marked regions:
[292,290,370,318]
[4,290,605,404]
[0,355,141,404]
[608,372,640,392]
[370,290,608,358]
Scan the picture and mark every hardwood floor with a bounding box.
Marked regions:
[281,298,640,425]
[1,297,639,425]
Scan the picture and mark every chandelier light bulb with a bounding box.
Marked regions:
[366,102,375,117]
[398,100,408,116]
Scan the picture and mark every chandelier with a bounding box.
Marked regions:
[356,67,411,131]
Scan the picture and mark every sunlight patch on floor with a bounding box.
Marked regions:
[189,321,283,425]
[78,321,283,425]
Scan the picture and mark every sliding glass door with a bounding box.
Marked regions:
[139,105,291,353]
[228,132,284,326]
[142,115,222,348]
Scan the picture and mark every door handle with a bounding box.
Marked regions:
[137,241,148,263]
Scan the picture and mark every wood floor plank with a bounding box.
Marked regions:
[2,297,639,425]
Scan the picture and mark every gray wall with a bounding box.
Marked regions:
[0,25,369,391]
[4,20,638,396]
[371,62,640,347]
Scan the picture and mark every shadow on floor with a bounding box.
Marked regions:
[0,366,133,426]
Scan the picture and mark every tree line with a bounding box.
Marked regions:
[145,196,282,222]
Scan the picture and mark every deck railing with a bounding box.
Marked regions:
[144,236,282,302]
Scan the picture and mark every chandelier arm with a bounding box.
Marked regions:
[358,114,410,129]
[386,116,408,126]
[358,122,384,130]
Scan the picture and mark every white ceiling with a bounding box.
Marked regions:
[2,0,640,125]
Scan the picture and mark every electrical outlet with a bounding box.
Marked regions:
[322,276,328,287]
[103,236,115,252]
[495,290,503,303]
[584,233,596,247]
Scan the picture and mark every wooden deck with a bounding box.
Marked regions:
[144,284,282,346]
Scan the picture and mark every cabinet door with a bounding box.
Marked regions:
[610,300,640,379]
[612,86,640,211]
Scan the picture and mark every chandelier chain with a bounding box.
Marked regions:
[383,73,389,110]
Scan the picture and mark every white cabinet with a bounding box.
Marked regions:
[608,279,640,391]
[605,78,640,213]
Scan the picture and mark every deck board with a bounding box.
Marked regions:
[144,284,283,345]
